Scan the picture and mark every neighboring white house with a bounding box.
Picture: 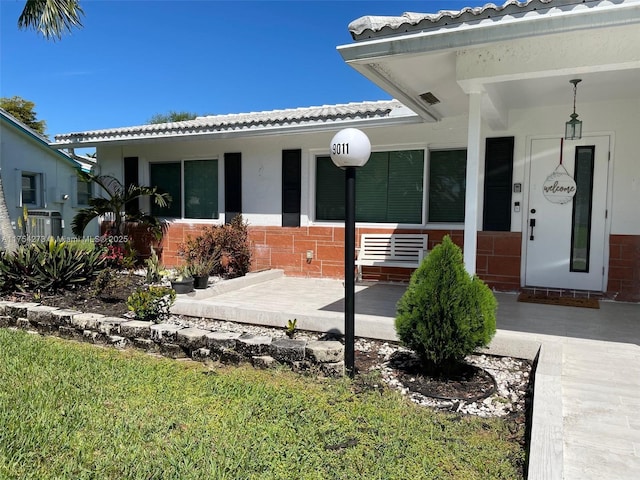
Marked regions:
[0,108,96,242]
[51,0,640,301]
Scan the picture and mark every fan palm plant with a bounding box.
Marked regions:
[71,171,171,239]
[18,0,84,40]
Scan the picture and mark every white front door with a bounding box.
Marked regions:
[525,136,610,291]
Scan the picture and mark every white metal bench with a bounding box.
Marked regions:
[355,233,428,281]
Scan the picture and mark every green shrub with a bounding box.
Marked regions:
[91,267,123,297]
[0,239,106,292]
[179,215,251,278]
[126,285,176,322]
[395,235,497,370]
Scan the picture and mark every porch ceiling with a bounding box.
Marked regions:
[338,1,640,130]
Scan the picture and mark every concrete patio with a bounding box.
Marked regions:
[171,270,640,480]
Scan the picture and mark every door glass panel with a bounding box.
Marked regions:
[570,146,595,272]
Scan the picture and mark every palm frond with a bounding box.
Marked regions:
[71,207,99,237]
[18,0,84,40]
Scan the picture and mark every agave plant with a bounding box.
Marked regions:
[71,171,171,239]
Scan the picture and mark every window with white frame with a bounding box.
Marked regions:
[149,159,218,219]
[315,148,468,225]
[315,150,424,223]
[76,177,92,206]
[21,173,40,206]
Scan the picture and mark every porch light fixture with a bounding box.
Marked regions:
[565,79,583,140]
[330,128,371,378]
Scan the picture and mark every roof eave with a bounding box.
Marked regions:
[50,114,425,149]
[338,2,640,64]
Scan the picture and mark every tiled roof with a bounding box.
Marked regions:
[53,100,418,145]
[349,0,611,40]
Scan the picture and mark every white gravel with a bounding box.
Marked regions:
[173,315,532,418]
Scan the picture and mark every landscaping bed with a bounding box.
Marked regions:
[1,254,532,477]
[0,328,527,479]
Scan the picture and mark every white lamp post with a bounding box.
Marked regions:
[330,128,371,377]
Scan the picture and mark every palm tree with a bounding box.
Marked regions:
[0,173,17,252]
[1,1,84,250]
[71,171,171,239]
[18,0,84,40]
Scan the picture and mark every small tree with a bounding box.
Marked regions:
[1,96,47,136]
[395,235,497,372]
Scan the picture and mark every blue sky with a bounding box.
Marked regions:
[1,1,471,139]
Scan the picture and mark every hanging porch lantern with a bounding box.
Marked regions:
[565,79,583,140]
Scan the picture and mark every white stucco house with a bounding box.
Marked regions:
[52,0,640,301]
[0,108,95,244]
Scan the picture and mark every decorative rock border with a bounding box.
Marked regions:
[0,301,345,376]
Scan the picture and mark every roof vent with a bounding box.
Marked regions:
[419,92,440,105]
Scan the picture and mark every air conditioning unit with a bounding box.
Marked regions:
[25,210,63,241]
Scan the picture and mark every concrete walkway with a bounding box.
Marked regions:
[171,270,640,480]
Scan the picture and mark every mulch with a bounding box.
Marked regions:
[6,276,498,403]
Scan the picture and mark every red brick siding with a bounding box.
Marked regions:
[152,223,521,291]
[476,232,522,291]
[126,222,640,301]
[608,234,640,302]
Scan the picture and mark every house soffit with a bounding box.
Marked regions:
[340,1,640,129]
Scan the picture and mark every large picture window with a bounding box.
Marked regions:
[428,149,467,223]
[315,150,424,223]
[150,159,218,219]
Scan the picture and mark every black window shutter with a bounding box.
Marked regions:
[224,152,242,223]
[124,157,139,214]
[483,137,514,231]
[282,149,301,227]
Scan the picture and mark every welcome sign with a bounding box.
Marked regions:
[543,169,576,204]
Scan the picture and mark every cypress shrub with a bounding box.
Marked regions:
[395,235,497,370]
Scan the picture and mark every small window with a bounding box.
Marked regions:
[21,173,39,206]
[76,178,91,206]
[428,149,467,223]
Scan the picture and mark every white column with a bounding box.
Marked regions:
[464,91,483,275]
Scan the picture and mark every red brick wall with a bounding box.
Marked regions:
[476,232,522,291]
[608,234,640,302]
[155,223,521,291]
[128,222,640,300]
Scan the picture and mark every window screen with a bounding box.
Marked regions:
[315,150,424,223]
[150,162,181,218]
[428,149,467,223]
[185,159,218,219]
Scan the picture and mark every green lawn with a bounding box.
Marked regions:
[0,329,524,479]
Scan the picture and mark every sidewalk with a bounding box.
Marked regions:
[171,270,640,479]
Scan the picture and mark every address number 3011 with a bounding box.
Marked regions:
[331,143,350,155]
